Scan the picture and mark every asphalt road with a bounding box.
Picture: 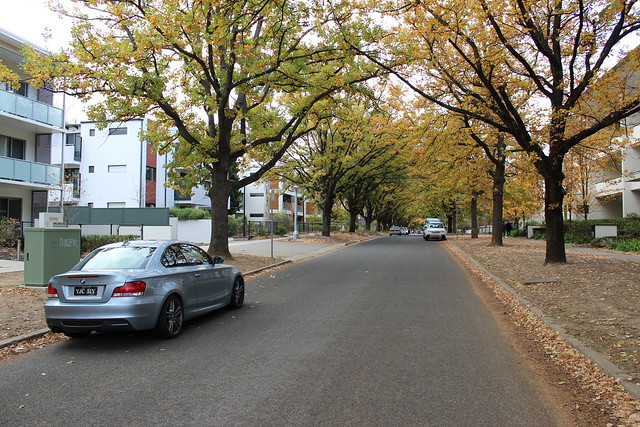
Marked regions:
[1,236,564,426]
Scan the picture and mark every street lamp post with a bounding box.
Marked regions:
[293,186,299,239]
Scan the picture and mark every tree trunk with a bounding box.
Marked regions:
[543,168,567,263]
[208,174,232,259]
[490,161,506,246]
[321,195,334,237]
[348,212,357,233]
[470,192,479,239]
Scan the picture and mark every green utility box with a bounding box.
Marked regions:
[24,227,81,286]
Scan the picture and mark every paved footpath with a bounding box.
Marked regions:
[0,237,347,275]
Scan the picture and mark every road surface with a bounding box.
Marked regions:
[1,236,565,425]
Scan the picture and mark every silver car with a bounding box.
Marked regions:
[45,240,244,339]
[423,222,447,241]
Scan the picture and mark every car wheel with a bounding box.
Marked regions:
[155,295,184,339]
[229,277,244,309]
[64,331,91,338]
[442,236,447,241]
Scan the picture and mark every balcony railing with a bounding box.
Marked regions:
[0,156,61,186]
[0,89,64,128]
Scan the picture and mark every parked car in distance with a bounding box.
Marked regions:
[389,226,403,235]
[400,226,410,235]
[45,240,244,339]
[423,222,447,241]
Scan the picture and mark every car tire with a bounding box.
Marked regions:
[64,331,91,338]
[228,277,244,309]
[154,294,184,339]
[442,236,447,241]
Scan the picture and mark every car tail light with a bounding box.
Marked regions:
[47,284,58,298]
[112,281,146,297]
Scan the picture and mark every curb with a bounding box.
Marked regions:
[0,329,50,350]
[449,242,640,400]
[0,237,375,353]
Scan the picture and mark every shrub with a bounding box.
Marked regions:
[606,238,640,253]
[510,229,526,237]
[564,233,592,244]
[169,207,210,221]
[0,217,20,248]
[227,215,239,236]
[81,234,141,254]
[274,224,288,236]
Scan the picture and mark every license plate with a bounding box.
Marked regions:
[74,286,98,296]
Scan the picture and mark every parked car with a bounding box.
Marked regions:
[45,240,244,339]
[389,226,402,235]
[423,222,447,241]
[400,226,410,235]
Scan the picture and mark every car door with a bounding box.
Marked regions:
[178,244,228,308]
[160,245,198,310]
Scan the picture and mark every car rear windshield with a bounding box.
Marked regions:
[80,247,156,270]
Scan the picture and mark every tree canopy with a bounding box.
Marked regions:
[24,0,385,256]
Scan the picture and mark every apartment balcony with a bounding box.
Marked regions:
[0,89,64,130]
[0,156,62,189]
[62,183,81,202]
[594,177,623,198]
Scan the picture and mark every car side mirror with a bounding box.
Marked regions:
[213,256,224,265]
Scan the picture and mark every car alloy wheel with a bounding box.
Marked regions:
[229,277,244,309]
[155,295,184,338]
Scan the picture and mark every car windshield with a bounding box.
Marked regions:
[429,223,444,229]
[80,246,156,270]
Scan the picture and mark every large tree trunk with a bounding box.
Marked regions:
[321,195,334,237]
[543,166,567,264]
[490,161,506,246]
[348,212,357,233]
[470,191,479,239]
[208,173,232,259]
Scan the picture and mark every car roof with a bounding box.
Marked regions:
[99,240,191,249]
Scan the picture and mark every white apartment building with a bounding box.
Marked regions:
[50,118,165,209]
[48,118,316,223]
[239,177,316,224]
[591,114,640,219]
[0,28,65,230]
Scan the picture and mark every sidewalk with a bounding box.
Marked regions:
[0,237,348,275]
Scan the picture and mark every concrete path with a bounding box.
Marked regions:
[0,237,346,274]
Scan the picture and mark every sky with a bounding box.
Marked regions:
[0,0,73,51]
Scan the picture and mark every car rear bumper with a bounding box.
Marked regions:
[45,298,159,333]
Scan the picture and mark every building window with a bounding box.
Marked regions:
[31,191,47,222]
[249,193,264,197]
[66,133,82,161]
[8,81,28,97]
[0,135,26,159]
[108,165,126,173]
[89,129,95,136]
[35,134,52,164]
[88,166,95,173]
[108,127,127,136]
[107,202,126,208]
[146,166,156,181]
[0,197,22,221]
[249,213,264,218]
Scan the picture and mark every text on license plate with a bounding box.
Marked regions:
[74,286,98,296]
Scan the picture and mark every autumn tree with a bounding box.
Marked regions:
[359,0,640,263]
[273,95,406,236]
[25,0,383,257]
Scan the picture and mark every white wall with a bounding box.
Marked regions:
[78,120,146,208]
